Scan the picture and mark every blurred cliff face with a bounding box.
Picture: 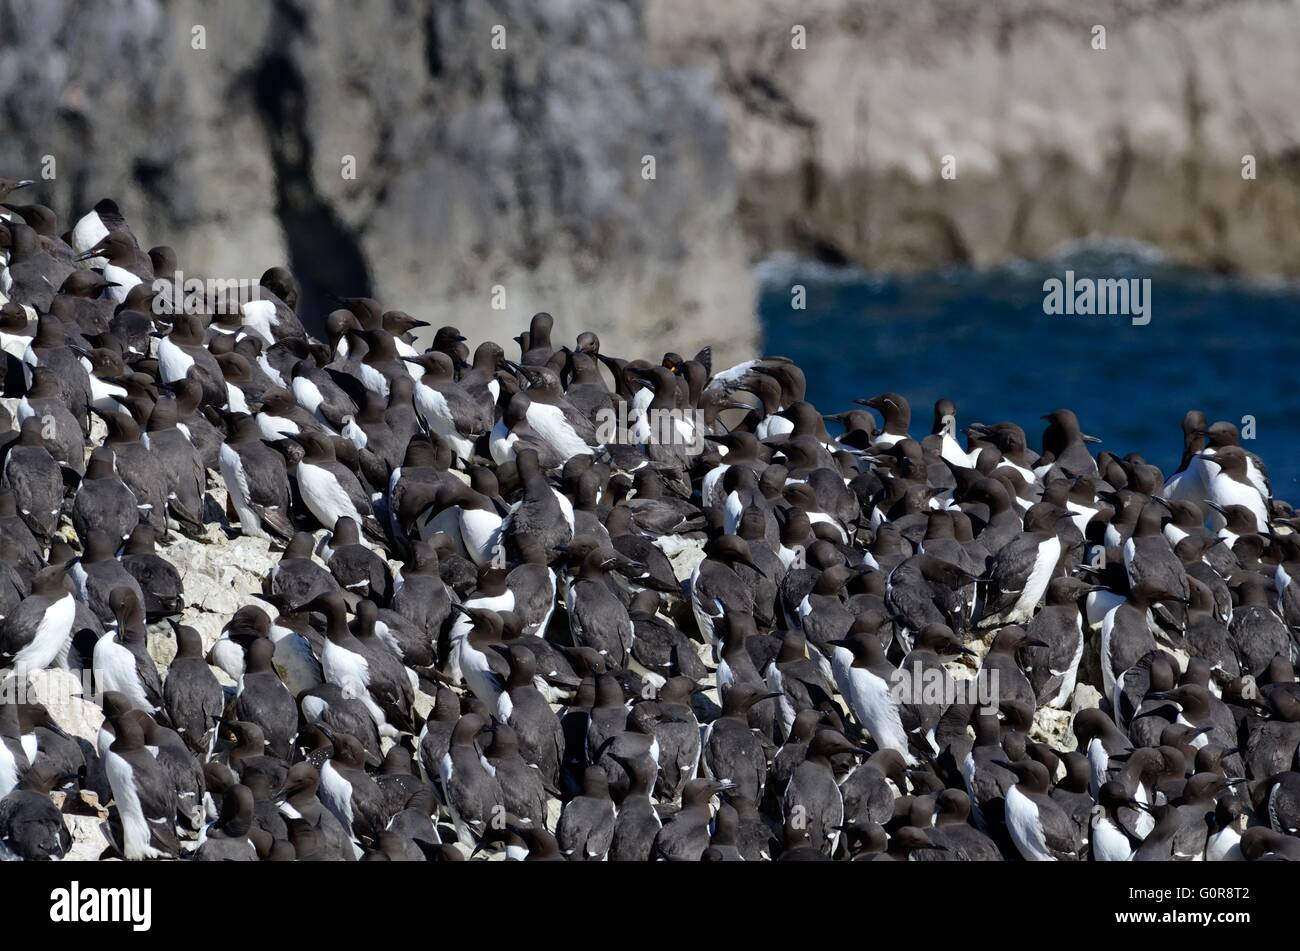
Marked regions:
[0,0,756,361]
[3,0,1298,361]
[650,0,1300,278]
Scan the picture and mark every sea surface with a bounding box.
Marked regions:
[756,243,1300,500]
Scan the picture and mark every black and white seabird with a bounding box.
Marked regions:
[1,416,64,543]
[163,622,223,757]
[0,770,72,861]
[93,588,164,714]
[999,758,1080,861]
[119,523,184,620]
[71,447,140,544]
[783,728,862,855]
[0,565,75,672]
[233,638,299,761]
[701,684,780,803]
[651,777,732,862]
[103,713,179,860]
[438,713,505,848]
[565,546,634,668]
[831,625,917,765]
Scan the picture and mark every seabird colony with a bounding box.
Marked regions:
[0,181,1296,862]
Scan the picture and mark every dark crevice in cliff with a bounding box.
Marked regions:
[58,108,94,220]
[797,227,852,267]
[500,55,545,270]
[1105,133,1135,221]
[423,9,444,79]
[251,4,372,334]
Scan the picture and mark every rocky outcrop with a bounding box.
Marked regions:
[647,0,1300,275]
[0,0,757,361]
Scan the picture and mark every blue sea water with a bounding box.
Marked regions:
[756,245,1300,500]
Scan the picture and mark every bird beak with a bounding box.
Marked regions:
[1130,697,1171,716]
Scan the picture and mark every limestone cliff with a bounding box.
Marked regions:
[0,0,757,361]
[647,0,1300,275]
